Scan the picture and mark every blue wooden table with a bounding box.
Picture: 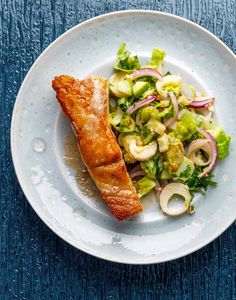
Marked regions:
[1,1,236,299]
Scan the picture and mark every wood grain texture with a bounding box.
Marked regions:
[0,0,235,299]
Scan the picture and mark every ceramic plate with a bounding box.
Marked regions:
[11,10,236,264]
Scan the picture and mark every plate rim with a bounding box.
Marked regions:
[11,10,236,264]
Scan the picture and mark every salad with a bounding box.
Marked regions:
[109,43,231,216]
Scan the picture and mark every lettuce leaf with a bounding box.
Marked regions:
[214,128,231,160]
[172,112,198,142]
[158,106,174,122]
[163,84,181,95]
[109,107,123,130]
[140,155,164,179]
[119,113,136,132]
[109,109,135,132]
[147,48,166,69]
[135,176,156,197]
[114,43,141,73]
[140,106,159,123]
[140,126,157,145]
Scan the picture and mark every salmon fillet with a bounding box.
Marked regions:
[52,75,143,220]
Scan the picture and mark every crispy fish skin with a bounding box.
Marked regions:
[90,160,142,220]
[52,75,143,220]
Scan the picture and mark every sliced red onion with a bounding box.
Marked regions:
[128,68,163,81]
[129,165,142,174]
[195,96,215,101]
[188,139,212,166]
[164,92,179,127]
[188,97,215,109]
[126,95,157,114]
[155,180,162,199]
[197,128,218,177]
[159,179,168,187]
[130,170,145,179]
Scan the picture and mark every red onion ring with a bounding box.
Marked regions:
[164,92,179,127]
[129,170,145,179]
[197,128,218,177]
[128,68,163,81]
[188,139,212,166]
[195,96,215,102]
[188,97,215,109]
[126,95,157,114]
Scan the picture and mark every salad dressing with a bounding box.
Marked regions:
[108,43,231,216]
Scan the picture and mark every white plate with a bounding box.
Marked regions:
[11,10,236,264]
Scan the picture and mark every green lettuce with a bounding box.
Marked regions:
[140,126,157,145]
[114,43,141,73]
[135,176,156,197]
[147,48,166,69]
[109,108,123,130]
[109,109,135,133]
[158,106,174,122]
[119,113,136,132]
[140,106,159,123]
[173,112,198,142]
[140,155,163,179]
[163,84,181,95]
[213,127,231,160]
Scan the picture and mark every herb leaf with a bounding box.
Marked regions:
[187,167,217,194]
